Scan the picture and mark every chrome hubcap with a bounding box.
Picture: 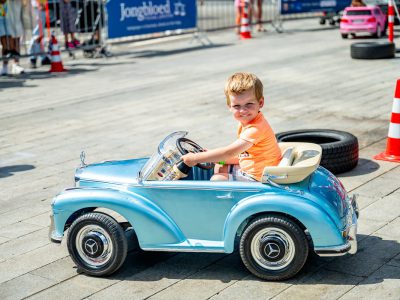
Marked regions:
[76,225,113,268]
[250,227,295,270]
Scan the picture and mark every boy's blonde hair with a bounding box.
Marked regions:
[224,72,263,105]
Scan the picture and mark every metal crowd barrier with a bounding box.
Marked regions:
[1,0,319,59]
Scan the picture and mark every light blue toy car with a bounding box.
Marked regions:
[49,131,359,280]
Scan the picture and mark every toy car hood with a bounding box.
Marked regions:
[75,158,148,185]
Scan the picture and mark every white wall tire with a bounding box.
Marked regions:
[67,212,128,276]
[239,215,309,281]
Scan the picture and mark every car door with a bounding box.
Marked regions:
[138,180,266,242]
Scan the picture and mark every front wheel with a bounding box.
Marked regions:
[239,215,309,281]
[67,212,128,276]
[341,33,348,39]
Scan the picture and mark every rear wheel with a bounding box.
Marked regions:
[341,33,348,39]
[239,215,309,281]
[67,212,128,276]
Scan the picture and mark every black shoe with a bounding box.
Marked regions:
[30,58,37,69]
[41,56,51,65]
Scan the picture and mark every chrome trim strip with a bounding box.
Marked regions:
[314,242,351,256]
[77,178,263,193]
[48,214,62,243]
[139,183,262,193]
[141,247,226,253]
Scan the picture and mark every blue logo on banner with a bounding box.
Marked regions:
[106,0,197,38]
[280,0,350,14]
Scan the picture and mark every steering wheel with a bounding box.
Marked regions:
[176,137,214,170]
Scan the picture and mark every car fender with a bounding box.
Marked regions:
[223,193,344,253]
[52,187,185,247]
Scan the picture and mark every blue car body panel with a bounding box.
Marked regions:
[51,156,352,254]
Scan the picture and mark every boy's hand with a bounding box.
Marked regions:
[181,153,197,167]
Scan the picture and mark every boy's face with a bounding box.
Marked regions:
[228,89,264,125]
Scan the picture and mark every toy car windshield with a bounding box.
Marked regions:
[140,131,188,181]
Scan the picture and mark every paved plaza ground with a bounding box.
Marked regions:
[0,18,400,299]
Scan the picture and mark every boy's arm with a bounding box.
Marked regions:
[182,139,252,167]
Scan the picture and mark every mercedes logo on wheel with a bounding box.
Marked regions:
[265,243,280,258]
[84,239,98,255]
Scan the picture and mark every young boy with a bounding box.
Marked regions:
[182,72,281,181]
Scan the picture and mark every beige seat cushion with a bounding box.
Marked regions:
[262,142,322,184]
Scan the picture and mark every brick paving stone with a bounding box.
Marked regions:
[272,268,364,300]
[30,257,79,283]
[326,234,400,277]
[89,253,226,300]
[0,221,43,239]
[359,192,400,223]
[388,254,400,268]
[0,228,49,261]
[355,217,387,242]
[0,236,9,245]
[0,203,49,228]
[209,275,291,300]
[23,212,51,227]
[27,273,119,300]
[340,265,400,300]
[349,168,400,200]
[0,273,56,300]
[209,254,330,299]
[375,217,400,240]
[148,253,247,300]
[0,243,69,284]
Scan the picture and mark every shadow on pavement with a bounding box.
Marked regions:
[0,78,36,90]
[130,43,232,59]
[95,234,399,286]
[67,61,131,67]
[338,158,380,177]
[0,164,35,178]
[0,68,98,87]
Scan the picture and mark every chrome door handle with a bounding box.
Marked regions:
[216,193,233,199]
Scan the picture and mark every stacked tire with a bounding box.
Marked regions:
[275,129,359,174]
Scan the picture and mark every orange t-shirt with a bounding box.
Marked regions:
[237,112,282,181]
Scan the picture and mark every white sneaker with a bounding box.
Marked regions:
[0,64,7,76]
[11,63,25,75]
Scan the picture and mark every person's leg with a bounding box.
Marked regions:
[11,37,20,59]
[235,6,242,34]
[10,37,24,74]
[256,0,266,31]
[64,33,69,46]
[211,164,230,181]
[1,36,10,75]
[248,0,254,28]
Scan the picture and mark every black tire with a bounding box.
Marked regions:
[67,212,128,276]
[320,19,326,25]
[341,33,348,39]
[275,129,359,174]
[351,42,395,59]
[239,215,309,281]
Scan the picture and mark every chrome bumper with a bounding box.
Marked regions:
[48,214,63,244]
[315,194,358,257]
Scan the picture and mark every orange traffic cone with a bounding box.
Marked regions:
[240,0,252,39]
[49,34,66,73]
[374,79,400,162]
